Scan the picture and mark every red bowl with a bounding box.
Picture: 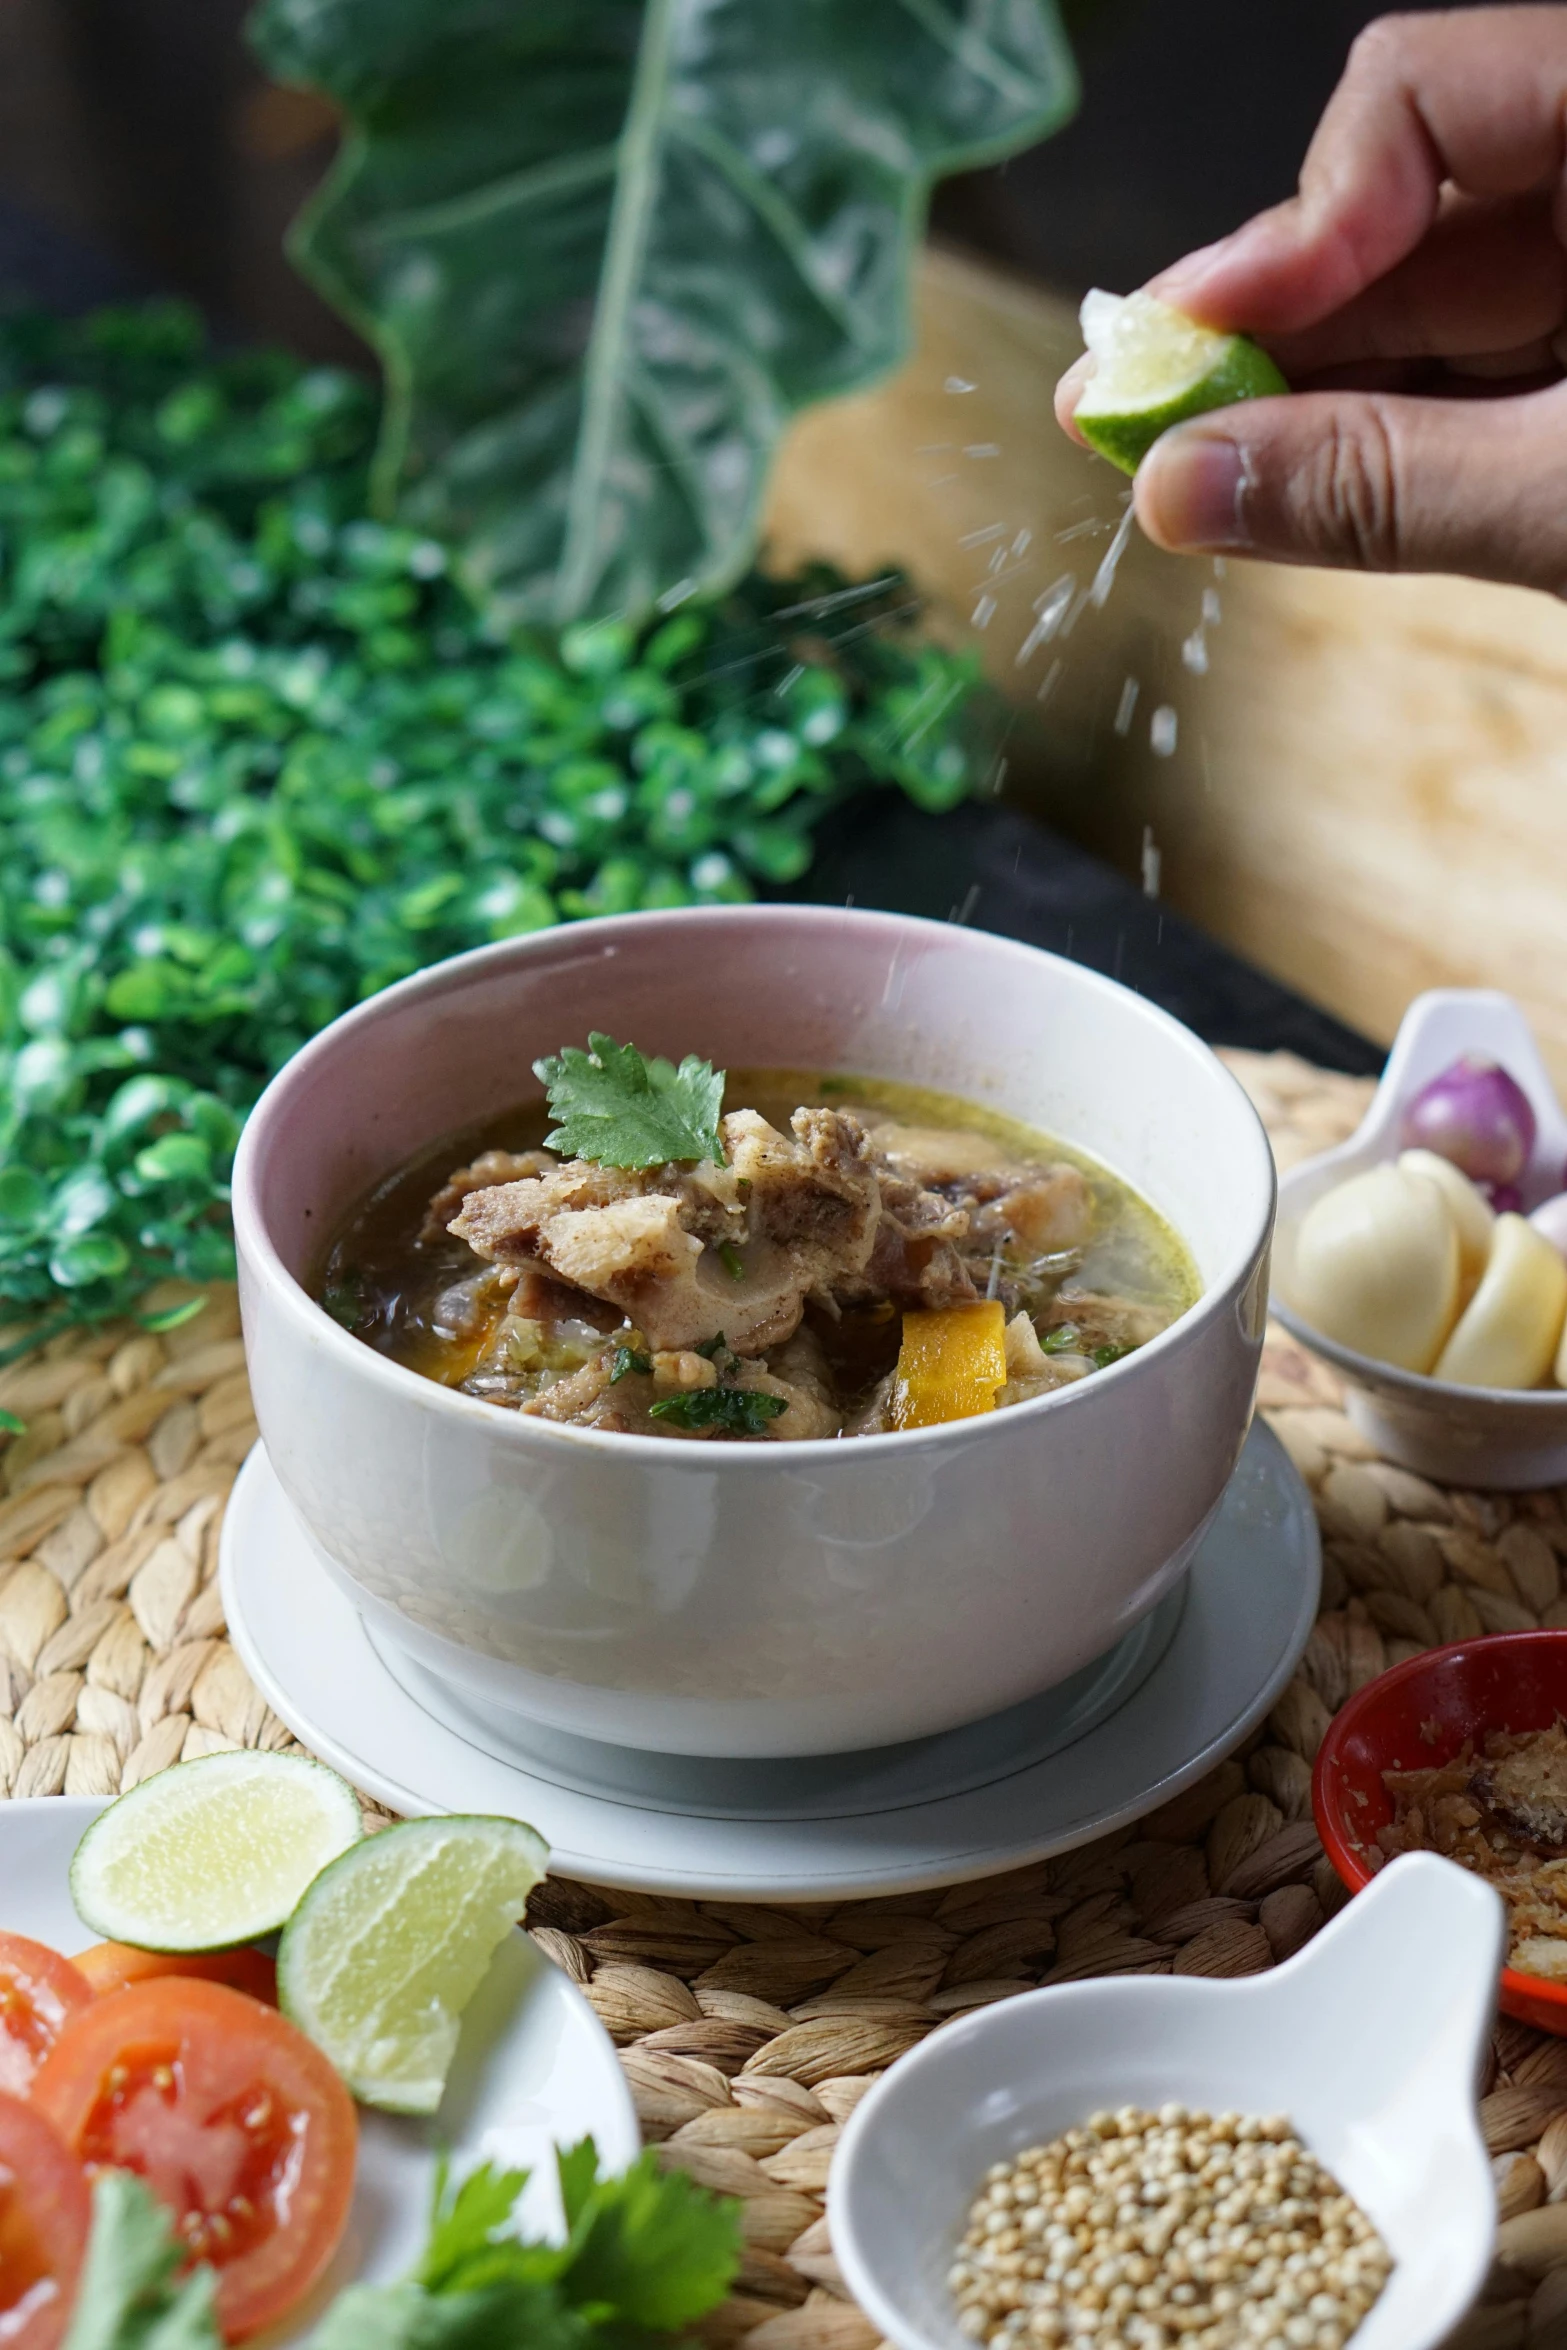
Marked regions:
[1314,1631,1567,2036]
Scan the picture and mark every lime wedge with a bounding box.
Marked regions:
[70,1751,363,1951]
[1073,288,1287,475]
[276,1814,548,2113]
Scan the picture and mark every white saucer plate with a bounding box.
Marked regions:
[222,1420,1320,1902]
[0,1798,639,2348]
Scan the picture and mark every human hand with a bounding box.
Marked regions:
[1056,8,1567,593]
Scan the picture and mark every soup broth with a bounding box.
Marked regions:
[321,1069,1199,1442]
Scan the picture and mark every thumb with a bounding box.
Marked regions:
[1133,385,1567,594]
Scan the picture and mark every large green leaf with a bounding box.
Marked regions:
[249,0,1077,627]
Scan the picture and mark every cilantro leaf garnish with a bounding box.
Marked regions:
[535,1036,724,1169]
[312,2143,740,2350]
[65,2141,739,2350]
[556,2142,742,2332]
[649,1387,787,1436]
[608,1346,652,1384]
[311,2274,580,2350]
[64,2170,221,2350]
[414,2157,546,2296]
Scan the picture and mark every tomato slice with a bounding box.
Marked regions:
[0,1935,92,2098]
[31,1979,355,2343]
[0,2091,90,2350]
[72,1945,278,2007]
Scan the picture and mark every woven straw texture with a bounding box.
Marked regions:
[5,1049,1567,2350]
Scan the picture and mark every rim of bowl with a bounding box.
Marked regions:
[233,903,1277,1464]
[1270,1291,1567,1414]
[1312,1630,1567,2020]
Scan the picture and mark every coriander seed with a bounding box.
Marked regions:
[951,2106,1391,2350]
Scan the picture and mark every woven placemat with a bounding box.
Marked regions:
[3,1049,1562,2350]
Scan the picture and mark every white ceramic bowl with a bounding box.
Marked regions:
[233,905,1274,1758]
[1274,989,1567,1487]
[829,1851,1503,2350]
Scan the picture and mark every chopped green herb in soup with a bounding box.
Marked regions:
[320,1040,1198,1442]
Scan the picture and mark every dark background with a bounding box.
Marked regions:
[0,0,1471,342]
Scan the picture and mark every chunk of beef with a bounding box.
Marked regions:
[864,1121,1094,1254]
[863,1121,1012,1184]
[964,1165,1093,1255]
[422,1148,559,1242]
[999,1307,1094,1397]
[448,1108,881,1355]
[737,1325,844,1441]
[848,1171,976,1311]
[522,1355,626,1428]
[502,1263,623,1331]
[519,1326,842,1443]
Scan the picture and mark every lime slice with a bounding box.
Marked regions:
[70,1751,363,1950]
[277,1814,548,2113]
[1073,288,1287,475]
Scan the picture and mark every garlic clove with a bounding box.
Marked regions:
[1398,1149,1495,1299]
[1433,1213,1567,1390]
[1289,1165,1460,1373]
[1533,1192,1567,1262]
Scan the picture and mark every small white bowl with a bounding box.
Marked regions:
[829,1851,1502,2350]
[233,905,1275,1759]
[1273,988,1567,1488]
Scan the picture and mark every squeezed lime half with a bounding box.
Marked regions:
[277,1813,549,2113]
[1073,288,1287,475]
[70,1750,363,1950]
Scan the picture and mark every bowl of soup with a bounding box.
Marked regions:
[232,905,1275,1757]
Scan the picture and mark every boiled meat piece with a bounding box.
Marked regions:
[448,1107,882,1354]
[863,1119,1093,1255]
[421,1147,559,1242]
[849,1170,976,1311]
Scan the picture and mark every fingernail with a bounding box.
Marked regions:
[1138,431,1254,550]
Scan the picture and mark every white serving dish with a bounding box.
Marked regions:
[829,1850,1503,2350]
[233,905,1275,1758]
[0,1797,639,2346]
[1273,988,1567,1487]
[221,1420,1320,1899]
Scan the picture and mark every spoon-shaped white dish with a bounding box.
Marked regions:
[1272,988,1567,1487]
[829,1852,1502,2350]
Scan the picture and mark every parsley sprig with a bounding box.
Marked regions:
[65,2143,740,2350]
[536,1036,724,1169]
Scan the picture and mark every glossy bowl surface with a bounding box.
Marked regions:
[1274,989,1567,1487]
[829,1851,1503,2350]
[1314,1631,1567,2034]
[233,905,1274,1758]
